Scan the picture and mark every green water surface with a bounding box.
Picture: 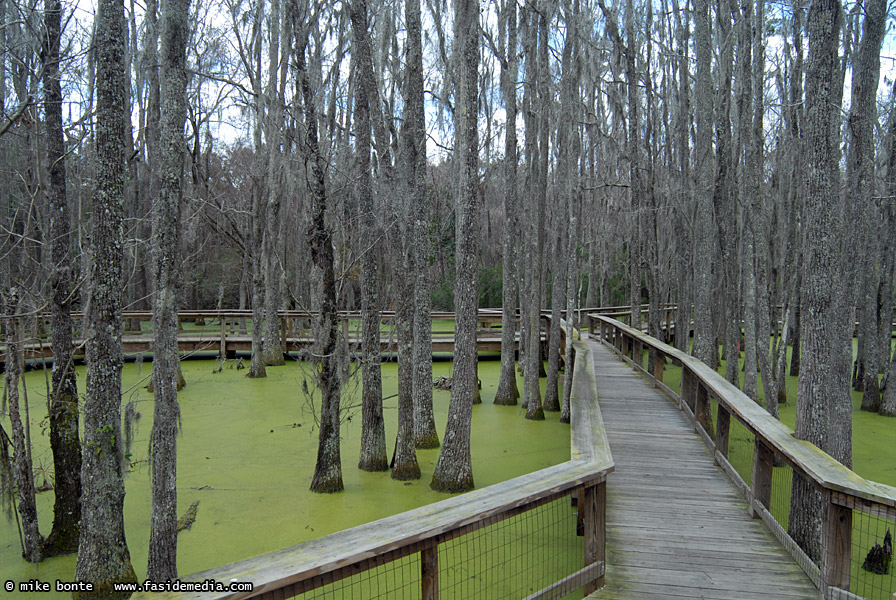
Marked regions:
[2,357,569,597]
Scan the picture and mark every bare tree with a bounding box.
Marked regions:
[297,15,344,494]
[431,0,479,493]
[493,0,520,407]
[147,0,191,579]
[406,0,440,449]
[41,0,81,557]
[788,0,846,562]
[4,291,41,562]
[350,0,388,473]
[74,0,139,590]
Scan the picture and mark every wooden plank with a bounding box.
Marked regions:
[593,315,896,509]
[751,440,774,517]
[587,340,819,600]
[584,482,606,595]
[823,501,852,593]
[421,544,438,600]
[716,405,731,463]
[522,561,605,600]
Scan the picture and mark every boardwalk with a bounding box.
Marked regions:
[585,339,819,600]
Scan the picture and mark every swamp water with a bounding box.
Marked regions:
[2,357,570,597]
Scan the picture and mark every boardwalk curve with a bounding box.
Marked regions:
[585,339,819,600]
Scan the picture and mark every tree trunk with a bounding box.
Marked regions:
[431,0,478,494]
[406,0,439,448]
[5,291,41,563]
[692,0,716,365]
[788,0,846,563]
[262,0,285,368]
[846,0,887,411]
[297,31,343,494]
[75,0,139,591]
[41,0,82,557]
[494,0,520,407]
[350,0,387,473]
[147,0,190,579]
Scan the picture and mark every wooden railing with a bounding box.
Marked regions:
[132,337,613,600]
[593,314,896,600]
[1,309,554,362]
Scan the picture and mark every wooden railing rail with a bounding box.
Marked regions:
[592,314,896,600]
[133,338,613,600]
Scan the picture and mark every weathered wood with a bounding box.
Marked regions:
[420,543,438,600]
[584,482,606,595]
[653,351,664,384]
[716,404,731,464]
[592,315,896,511]
[522,561,605,600]
[751,440,774,517]
[822,501,852,593]
[587,340,818,600]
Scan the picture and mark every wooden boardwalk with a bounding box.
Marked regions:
[585,339,819,600]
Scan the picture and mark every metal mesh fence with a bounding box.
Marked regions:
[438,493,583,600]
[848,506,895,600]
[270,491,585,600]
[768,457,793,531]
[726,417,755,486]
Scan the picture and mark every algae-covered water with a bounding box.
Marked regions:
[1,357,569,596]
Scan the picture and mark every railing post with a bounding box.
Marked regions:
[653,351,664,384]
[715,405,730,465]
[280,313,287,351]
[583,481,606,595]
[681,369,695,412]
[750,440,773,518]
[219,317,226,358]
[421,542,439,600]
[822,498,852,595]
[695,383,714,437]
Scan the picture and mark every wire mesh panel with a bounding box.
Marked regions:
[769,458,794,530]
[726,417,755,486]
[847,506,895,600]
[438,493,584,600]
[265,491,586,600]
[267,548,423,600]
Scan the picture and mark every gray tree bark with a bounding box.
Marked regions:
[350,0,388,473]
[788,0,847,563]
[147,0,190,579]
[846,0,887,411]
[5,290,41,563]
[405,0,439,448]
[297,27,344,494]
[692,0,716,366]
[75,0,139,590]
[262,0,286,367]
[494,0,521,407]
[41,0,82,557]
[431,0,478,493]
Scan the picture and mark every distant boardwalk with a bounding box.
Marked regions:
[585,339,818,600]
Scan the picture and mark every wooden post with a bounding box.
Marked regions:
[681,369,695,412]
[822,499,852,594]
[653,352,664,384]
[421,543,438,600]
[576,487,585,536]
[220,317,226,358]
[695,383,714,437]
[280,313,287,351]
[750,440,774,517]
[715,405,730,464]
[583,482,606,595]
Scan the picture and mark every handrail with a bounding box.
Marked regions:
[133,338,613,600]
[592,314,896,599]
